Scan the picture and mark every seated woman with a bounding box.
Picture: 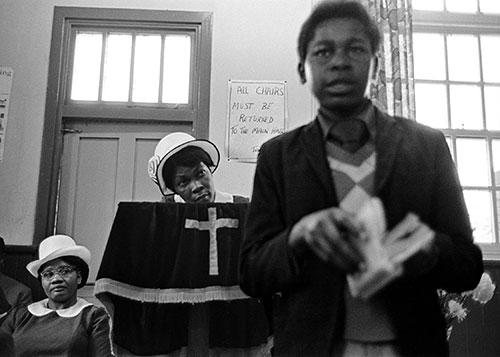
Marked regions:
[1,235,113,356]
[148,132,248,203]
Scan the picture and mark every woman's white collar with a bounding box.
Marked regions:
[28,298,92,317]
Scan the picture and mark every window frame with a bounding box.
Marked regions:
[65,24,199,115]
[34,7,213,243]
[62,11,210,122]
[413,9,500,260]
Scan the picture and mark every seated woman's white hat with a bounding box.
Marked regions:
[147,132,220,195]
[26,235,91,278]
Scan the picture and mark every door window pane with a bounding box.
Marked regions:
[132,35,161,103]
[450,84,483,129]
[413,33,446,80]
[463,190,494,243]
[481,35,500,82]
[70,29,194,106]
[71,32,102,101]
[162,35,191,104]
[415,83,448,128]
[102,34,132,102]
[446,0,477,13]
[485,86,500,130]
[456,138,489,186]
[447,35,480,82]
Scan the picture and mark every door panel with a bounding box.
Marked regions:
[132,138,164,201]
[57,120,191,282]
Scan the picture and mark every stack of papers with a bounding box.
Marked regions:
[347,197,434,299]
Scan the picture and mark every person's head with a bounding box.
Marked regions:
[148,132,220,202]
[297,0,381,114]
[26,235,90,308]
[163,146,216,203]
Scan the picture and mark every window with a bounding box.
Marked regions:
[413,0,500,259]
[56,7,212,123]
[70,31,192,105]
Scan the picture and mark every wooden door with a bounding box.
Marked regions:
[57,120,192,282]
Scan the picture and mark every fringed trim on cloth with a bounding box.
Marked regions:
[94,278,250,303]
[115,344,271,357]
[114,344,189,357]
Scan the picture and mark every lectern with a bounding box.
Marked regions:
[95,202,269,356]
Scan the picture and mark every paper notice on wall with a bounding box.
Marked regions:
[226,80,287,162]
[0,67,13,162]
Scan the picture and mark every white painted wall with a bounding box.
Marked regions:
[0,0,315,245]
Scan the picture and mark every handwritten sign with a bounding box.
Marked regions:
[226,80,287,161]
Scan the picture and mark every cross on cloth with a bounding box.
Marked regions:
[184,207,239,275]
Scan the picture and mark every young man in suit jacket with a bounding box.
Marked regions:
[239,1,483,356]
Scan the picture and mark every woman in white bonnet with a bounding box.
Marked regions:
[148,132,248,203]
[1,235,113,356]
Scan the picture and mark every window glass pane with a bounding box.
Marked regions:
[413,0,444,11]
[493,140,500,186]
[484,86,500,130]
[456,138,489,186]
[162,35,191,104]
[447,35,480,82]
[497,195,500,241]
[132,35,161,103]
[480,0,500,13]
[71,32,102,101]
[463,190,494,243]
[446,0,477,13]
[102,33,132,102]
[413,33,446,80]
[415,83,448,128]
[481,35,500,83]
[450,84,483,129]
[383,33,391,79]
[445,136,453,159]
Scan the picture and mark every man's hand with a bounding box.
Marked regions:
[288,207,365,273]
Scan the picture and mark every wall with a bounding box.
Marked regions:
[0,0,314,245]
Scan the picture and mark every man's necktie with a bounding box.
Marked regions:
[327,119,369,153]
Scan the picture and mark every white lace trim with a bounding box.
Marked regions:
[94,278,249,303]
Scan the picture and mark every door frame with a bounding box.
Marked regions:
[34,6,212,244]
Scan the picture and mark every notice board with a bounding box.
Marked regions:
[226,80,287,161]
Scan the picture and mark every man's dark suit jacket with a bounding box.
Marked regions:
[0,273,32,311]
[240,107,483,357]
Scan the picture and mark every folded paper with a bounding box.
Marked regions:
[347,198,434,299]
